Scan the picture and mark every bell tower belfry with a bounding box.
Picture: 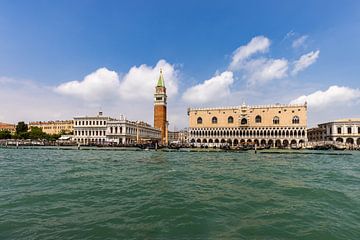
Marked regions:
[154,69,167,145]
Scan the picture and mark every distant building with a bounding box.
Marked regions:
[310,118,360,146]
[106,116,161,144]
[73,112,113,145]
[307,127,326,142]
[73,112,161,145]
[0,122,16,133]
[168,131,179,143]
[188,103,307,147]
[168,129,189,144]
[29,120,73,135]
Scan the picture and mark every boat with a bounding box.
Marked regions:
[332,145,346,151]
[290,145,302,150]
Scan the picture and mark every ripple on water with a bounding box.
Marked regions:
[0,148,359,239]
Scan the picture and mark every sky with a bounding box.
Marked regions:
[0,0,360,128]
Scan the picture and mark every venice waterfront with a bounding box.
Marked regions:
[0,148,359,239]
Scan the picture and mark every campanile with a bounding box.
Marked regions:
[154,69,167,144]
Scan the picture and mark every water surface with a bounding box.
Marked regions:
[0,148,359,239]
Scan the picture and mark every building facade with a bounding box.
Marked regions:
[313,118,360,146]
[168,129,189,144]
[153,69,168,144]
[29,120,73,135]
[307,127,326,142]
[73,112,161,145]
[106,117,161,144]
[73,112,113,145]
[0,122,16,133]
[188,103,307,147]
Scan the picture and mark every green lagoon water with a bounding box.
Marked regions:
[0,148,359,239]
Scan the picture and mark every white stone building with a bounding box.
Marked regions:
[316,118,360,146]
[106,116,161,144]
[73,112,113,145]
[73,112,161,145]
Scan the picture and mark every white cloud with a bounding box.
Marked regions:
[119,59,178,100]
[55,59,178,102]
[242,58,288,85]
[290,85,360,108]
[229,36,270,71]
[292,35,308,49]
[292,50,320,75]
[228,35,290,85]
[55,68,120,101]
[182,71,234,104]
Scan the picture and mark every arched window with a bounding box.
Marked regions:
[292,116,300,124]
[273,116,280,125]
[212,117,218,124]
[228,116,234,124]
[241,118,247,125]
[197,117,202,124]
[255,115,262,123]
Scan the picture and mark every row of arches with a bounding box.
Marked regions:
[190,138,305,147]
[335,137,360,145]
[190,129,306,138]
[197,115,301,125]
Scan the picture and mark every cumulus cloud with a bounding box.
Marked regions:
[242,58,288,85]
[182,71,234,104]
[290,85,360,108]
[292,35,308,49]
[228,35,320,86]
[55,59,178,102]
[292,50,320,75]
[55,68,120,101]
[229,36,270,71]
[119,59,178,100]
[228,35,291,85]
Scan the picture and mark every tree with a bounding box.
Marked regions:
[0,130,12,139]
[28,127,47,140]
[16,122,28,134]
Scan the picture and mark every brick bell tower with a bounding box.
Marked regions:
[154,69,167,145]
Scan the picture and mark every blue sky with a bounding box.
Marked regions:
[1,0,360,128]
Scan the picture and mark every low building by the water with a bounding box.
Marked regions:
[73,112,114,145]
[106,116,161,144]
[168,129,189,144]
[0,122,16,133]
[29,120,74,135]
[307,127,326,142]
[308,118,360,146]
[73,112,161,145]
[188,103,307,147]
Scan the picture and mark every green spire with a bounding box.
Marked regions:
[157,68,165,87]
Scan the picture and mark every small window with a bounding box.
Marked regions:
[337,127,342,134]
[292,116,300,124]
[273,116,280,125]
[197,117,202,124]
[255,115,262,123]
[358,127,360,134]
[241,118,247,125]
[212,117,218,124]
[228,116,234,124]
[347,127,352,134]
